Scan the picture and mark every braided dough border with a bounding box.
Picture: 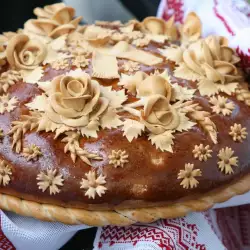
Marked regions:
[0,173,250,225]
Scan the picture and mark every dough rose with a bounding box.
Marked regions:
[6,34,47,70]
[25,3,82,38]
[137,75,172,100]
[141,94,180,134]
[46,74,109,127]
[122,71,172,100]
[183,38,241,83]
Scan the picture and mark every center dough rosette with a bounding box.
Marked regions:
[141,94,180,135]
[123,72,180,135]
[136,74,172,98]
[122,71,172,98]
[183,37,241,84]
[45,74,109,128]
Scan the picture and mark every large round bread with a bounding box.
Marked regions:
[0,3,250,225]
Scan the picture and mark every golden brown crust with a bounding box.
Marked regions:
[1,74,250,210]
[0,3,250,224]
[0,172,249,225]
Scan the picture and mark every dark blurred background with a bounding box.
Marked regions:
[0,0,160,33]
[0,0,59,32]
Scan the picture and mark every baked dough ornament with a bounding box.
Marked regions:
[25,3,82,38]
[0,161,12,186]
[0,94,18,114]
[0,3,249,225]
[229,123,248,142]
[0,70,22,94]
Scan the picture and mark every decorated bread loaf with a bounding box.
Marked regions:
[0,3,249,225]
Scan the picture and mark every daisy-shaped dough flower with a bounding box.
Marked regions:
[126,31,144,40]
[178,163,202,189]
[0,160,12,186]
[111,32,127,42]
[132,37,150,47]
[229,123,248,142]
[37,169,64,195]
[73,47,91,57]
[22,144,42,161]
[209,96,235,116]
[192,144,212,161]
[218,147,238,174]
[122,61,140,73]
[0,94,18,114]
[51,58,69,70]
[63,45,91,58]
[108,150,129,168]
[71,55,89,68]
[80,171,107,199]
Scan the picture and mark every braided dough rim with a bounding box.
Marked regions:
[0,173,250,225]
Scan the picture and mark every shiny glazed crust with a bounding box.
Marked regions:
[1,3,250,225]
[0,172,250,225]
[1,67,250,213]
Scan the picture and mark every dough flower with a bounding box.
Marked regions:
[6,34,47,70]
[25,3,82,38]
[141,94,180,134]
[46,74,109,128]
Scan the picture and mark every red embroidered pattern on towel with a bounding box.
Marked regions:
[98,218,206,249]
[0,216,15,250]
[216,204,250,250]
[162,0,184,23]
[236,47,250,73]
